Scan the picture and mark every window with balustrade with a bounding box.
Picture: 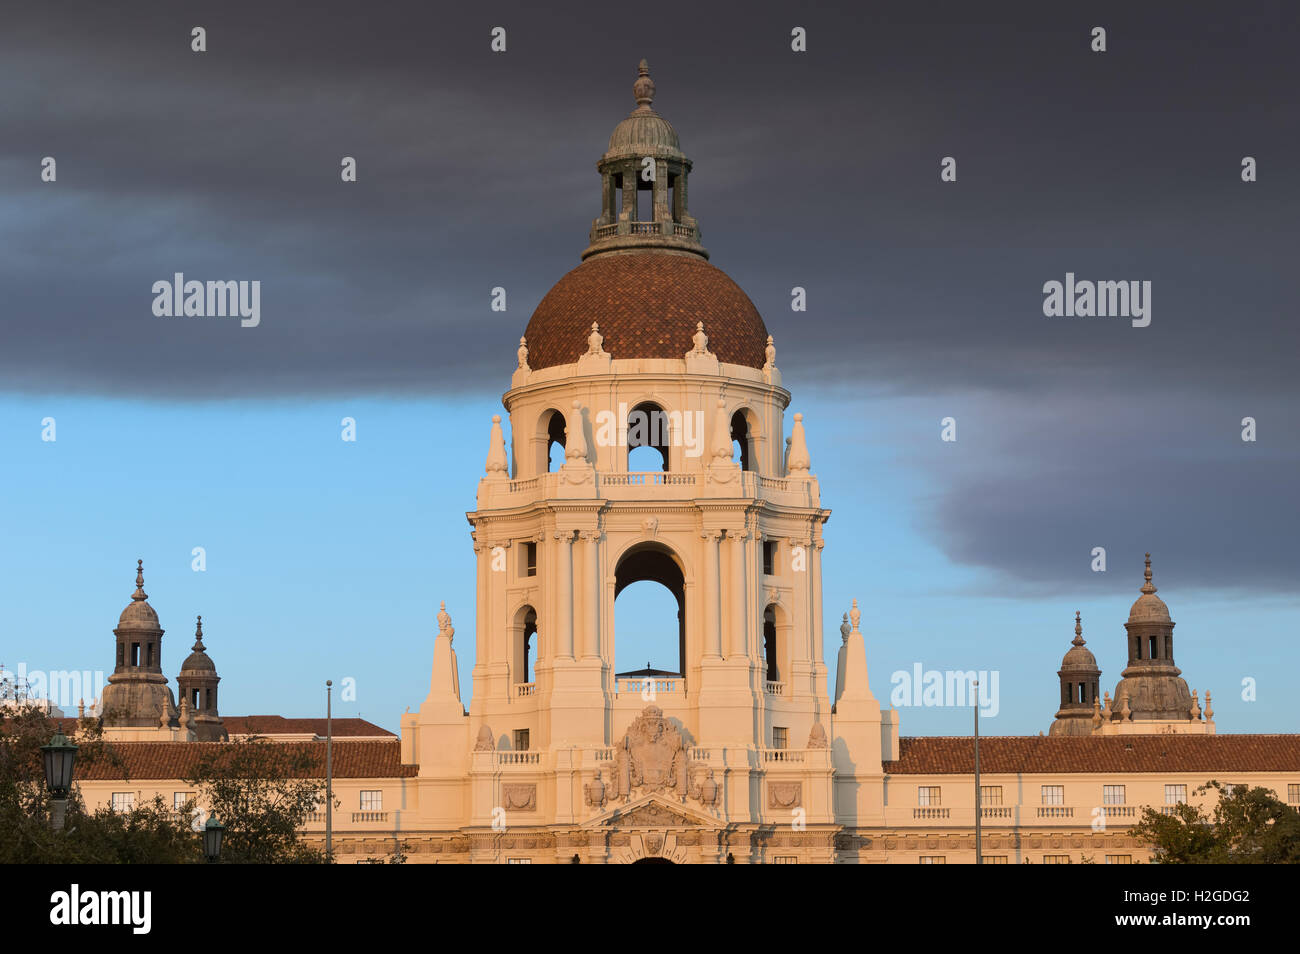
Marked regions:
[173,791,194,812]
[360,790,382,812]
[1105,854,1133,864]
[1165,784,1187,805]
[1289,784,1300,805]
[514,728,530,752]
[111,792,135,813]
[772,856,798,864]
[1103,785,1126,805]
[1043,855,1071,864]
[919,856,945,864]
[772,727,788,750]
[918,786,941,806]
[980,785,1002,806]
[981,856,1007,864]
[1041,785,1064,805]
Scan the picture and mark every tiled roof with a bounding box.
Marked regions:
[222,715,394,738]
[76,740,417,780]
[885,734,1300,775]
[524,252,768,370]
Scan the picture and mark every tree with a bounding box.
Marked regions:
[0,703,198,863]
[1131,780,1300,864]
[186,736,327,864]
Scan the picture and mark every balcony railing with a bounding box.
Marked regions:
[515,682,536,697]
[981,807,1012,818]
[914,807,950,819]
[1037,806,1074,818]
[617,677,683,696]
[1100,805,1136,818]
[484,471,816,505]
[351,811,388,823]
[496,751,541,766]
[762,749,806,763]
[764,681,786,696]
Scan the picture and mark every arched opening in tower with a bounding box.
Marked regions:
[763,602,789,684]
[731,410,753,472]
[511,604,539,684]
[544,409,567,472]
[614,544,685,677]
[627,401,670,472]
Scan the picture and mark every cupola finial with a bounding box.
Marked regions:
[193,615,206,652]
[1073,610,1084,646]
[132,559,147,601]
[633,59,655,110]
[1141,552,1157,594]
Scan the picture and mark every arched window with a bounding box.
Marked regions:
[511,605,539,684]
[1149,635,1159,660]
[731,411,752,471]
[1077,683,1087,704]
[627,401,670,472]
[763,603,790,687]
[1134,637,1142,660]
[543,410,567,473]
[614,544,685,676]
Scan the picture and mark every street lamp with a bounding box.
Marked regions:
[40,731,78,832]
[203,815,225,863]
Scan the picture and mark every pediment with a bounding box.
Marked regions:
[584,791,719,830]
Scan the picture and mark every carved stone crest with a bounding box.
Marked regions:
[584,770,608,810]
[768,781,802,810]
[613,705,689,800]
[502,783,537,812]
[474,724,495,751]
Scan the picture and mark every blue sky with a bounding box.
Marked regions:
[3,389,1293,737]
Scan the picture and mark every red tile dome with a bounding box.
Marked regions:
[523,252,768,371]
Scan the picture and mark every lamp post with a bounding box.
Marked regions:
[40,731,78,832]
[203,815,225,863]
[973,679,982,865]
[325,679,333,864]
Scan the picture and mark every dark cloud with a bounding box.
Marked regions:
[1,0,1296,590]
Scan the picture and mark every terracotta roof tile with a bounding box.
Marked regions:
[222,715,394,737]
[884,734,1300,775]
[524,252,768,370]
[76,739,417,780]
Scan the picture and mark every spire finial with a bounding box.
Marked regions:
[633,59,655,110]
[1073,610,1084,646]
[1141,552,1157,594]
[132,559,148,601]
[193,615,206,652]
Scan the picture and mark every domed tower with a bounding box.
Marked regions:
[1110,554,1194,723]
[1049,612,1101,736]
[404,63,884,856]
[176,615,227,741]
[101,560,179,730]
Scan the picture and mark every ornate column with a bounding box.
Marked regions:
[473,540,491,664]
[579,530,601,659]
[554,530,574,659]
[701,529,723,659]
[728,529,750,658]
[811,537,825,661]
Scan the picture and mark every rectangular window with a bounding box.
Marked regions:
[772,727,788,750]
[762,541,776,575]
[1222,783,1244,796]
[1105,854,1134,864]
[980,785,1002,806]
[1043,855,1071,864]
[1288,784,1300,805]
[981,856,1007,864]
[772,856,798,864]
[360,790,383,812]
[1041,785,1064,806]
[1165,784,1187,805]
[111,792,135,813]
[917,786,941,807]
[507,858,532,864]
[1103,785,1126,805]
[919,856,945,864]
[513,728,530,752]
[523,541,537,577]
[173,791,193,812]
